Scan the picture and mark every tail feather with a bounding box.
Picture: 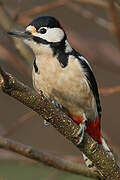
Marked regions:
[70,114,102,144]
[86,118,102,144]
[70,114,114,168]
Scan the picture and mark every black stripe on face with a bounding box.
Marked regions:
[32,36,49,44]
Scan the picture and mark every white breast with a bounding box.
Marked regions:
[32,55,98,120]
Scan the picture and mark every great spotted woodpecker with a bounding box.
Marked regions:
[8,16,113,168]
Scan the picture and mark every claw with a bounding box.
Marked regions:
[83,154,94,168]
[76,120,87,145]
[44,120,50,126]
[52,100,63,109]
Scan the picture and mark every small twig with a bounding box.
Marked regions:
[99,85,120,95]
[0,3,33,64]
[0,45,31,77]
[107,0,120,49]
[0,136,99,179]
[2,111,36,138]
[13,0,23,21]
[17,0,69,25]
[73,0,108,9]
[66,29,120,74]
[65,2,114,32]
[16,0,113,32]
[73,0,120,10]
[0,67,120,179]
[115,0,120,7]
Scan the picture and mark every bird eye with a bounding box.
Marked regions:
[39,28,47,34]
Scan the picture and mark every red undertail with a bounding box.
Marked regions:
[70,115,102,144]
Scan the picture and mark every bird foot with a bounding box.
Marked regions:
[44,120,50,126]
[75,120,87,145]
[52,100,63,109]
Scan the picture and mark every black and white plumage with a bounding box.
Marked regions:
[8,16,113,168]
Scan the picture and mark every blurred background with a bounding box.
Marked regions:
[0,0,120,179]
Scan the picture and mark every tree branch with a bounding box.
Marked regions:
[0,136,99,179]
[0,66,120,180]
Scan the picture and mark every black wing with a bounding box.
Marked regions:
[72,50,102,118]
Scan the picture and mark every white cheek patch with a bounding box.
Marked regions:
[33,27,65,43]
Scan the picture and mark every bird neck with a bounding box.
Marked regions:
[35,39,73,68]
[50,39,73,68]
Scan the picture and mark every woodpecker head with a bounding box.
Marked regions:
[8,16,73,67]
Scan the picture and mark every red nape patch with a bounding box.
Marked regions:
[86,118,102,144]
[60,24,65,31]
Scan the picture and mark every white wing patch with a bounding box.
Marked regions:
[65,40,72,53]
[79,56,93,71]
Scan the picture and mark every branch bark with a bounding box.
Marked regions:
[0,136,99,179]
[0,67,120,180]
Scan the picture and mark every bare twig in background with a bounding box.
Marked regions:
[0,45,30,77]
[99,85,120,95]
[0,136,99,179]
[0,3,33,64]
[13,0,23,20]
[16,0,120,30]
[74,0,120,10]
[17,0,69,25]
[68,30,120,73]
[16,0,114,32]
[1,0,119,75]
[73,0,108,9]
[17,0,114,32]
[114,0,120,7]
[107,0,120,49]
[0,67,120,180]
[2,111,36,138]
[66,2,114,32]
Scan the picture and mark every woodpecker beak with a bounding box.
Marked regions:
[8,30,32,39]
